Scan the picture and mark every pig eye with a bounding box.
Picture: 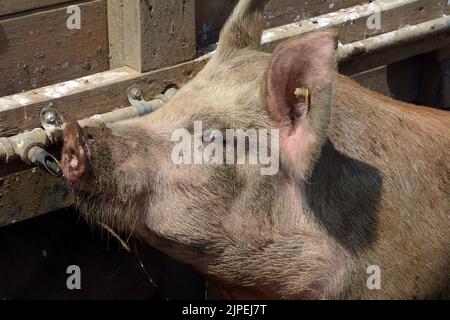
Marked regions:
[202,129,224,143]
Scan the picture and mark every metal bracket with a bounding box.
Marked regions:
[128,84,153,116]
[127,84,166,116]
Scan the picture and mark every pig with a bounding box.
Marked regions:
[61,0,450,299]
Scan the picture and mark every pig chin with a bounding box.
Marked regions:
[63,154,142,234]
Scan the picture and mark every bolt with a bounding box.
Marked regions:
[130,87,142,100]
[44,110,56,124]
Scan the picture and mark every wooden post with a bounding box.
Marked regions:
[107,0,125,69]
[108,0,196,72]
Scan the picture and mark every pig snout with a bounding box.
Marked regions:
[62,120,89,184]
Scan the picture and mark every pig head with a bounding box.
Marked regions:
[62,0,450,299]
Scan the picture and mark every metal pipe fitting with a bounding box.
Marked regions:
[0,128,53,164]
[27,146,63,177]
[127,84,177,116]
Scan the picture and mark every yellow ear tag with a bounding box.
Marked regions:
[294,87,311,110]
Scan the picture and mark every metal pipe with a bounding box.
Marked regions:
[338,16,450,62]
[0,128,57,163]
[0,87,179,174]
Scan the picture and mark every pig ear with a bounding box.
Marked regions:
[263,32,337,179]
[216,0,268,58]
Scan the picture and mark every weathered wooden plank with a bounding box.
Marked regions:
[260,0,450,51]
[339,20,450,75]
[107,0,125,69]
[120,0,196,72]
[196,0,363,47]
[0,167,70,227]
[0,0,74,16]
[0,0,109,97]
[0,59,208,137]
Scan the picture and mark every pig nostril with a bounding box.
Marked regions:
[69,155,79,168]
[64,147,79,169]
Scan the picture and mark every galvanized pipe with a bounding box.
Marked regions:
[338,16,450,61]
[0,128,57,163]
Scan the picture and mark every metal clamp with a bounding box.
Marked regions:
[128,84,159,116]
[40,104,64,131]
[127,84,178,116]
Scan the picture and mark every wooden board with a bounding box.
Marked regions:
[0,0,74,16]
[0,60,208,137]
[107,0,125,69]
[119,0,197,72]
[0,0,109,97]
[0,167,70,226]
[196,0,363,47]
